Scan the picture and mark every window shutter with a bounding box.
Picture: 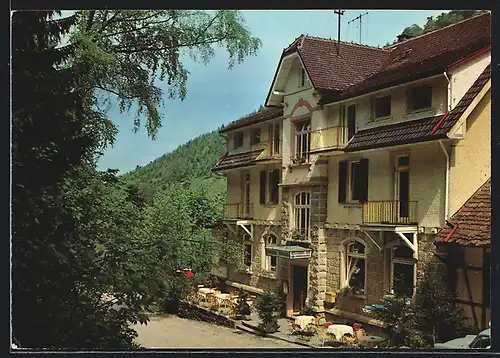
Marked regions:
[359,158,369,203]
[260,170,267,204]
[338,161,347,203]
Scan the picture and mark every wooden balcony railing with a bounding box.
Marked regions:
[362,201,418,225]
[253,140,282,161]
[224,203,253,219]
[310,125,348,152]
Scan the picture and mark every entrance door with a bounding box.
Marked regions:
[242,173,251,218]
[292,265,308,312]
[395,156,410,222]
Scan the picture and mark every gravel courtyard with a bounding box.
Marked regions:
[132,315,302,349]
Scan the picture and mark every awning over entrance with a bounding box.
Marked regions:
[265,245,312,260]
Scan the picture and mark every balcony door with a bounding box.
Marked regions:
[395,156,410,222]
[242,173,251,218]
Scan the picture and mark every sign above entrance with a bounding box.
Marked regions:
[265,245,312,260]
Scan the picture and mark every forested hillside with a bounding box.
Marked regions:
[122,130,227,202]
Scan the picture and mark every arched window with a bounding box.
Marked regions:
[342,240,367,295]
[265,234,278,271]
[243,233,252,271]
[390,245,415,297]
[294,192,310,238]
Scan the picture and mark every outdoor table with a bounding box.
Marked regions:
[198,287,215,294]
[359,335,385,347]
[326,324,354,339]
[294,315,315,329]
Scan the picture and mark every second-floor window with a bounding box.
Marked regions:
[408,85,432,111]
[294,192,310,238]
[272,123,280,156]
[374,95,392,119]
[294,120,311,162]
[338,159,369,203]
[251,127,261,145]
[234,131,244,149]
[347,104,356,140]
[259,169,281,205]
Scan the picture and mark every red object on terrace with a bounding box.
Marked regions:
[353,323,362,331]
[184,270,194,278]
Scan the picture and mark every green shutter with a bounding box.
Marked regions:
[260,170,266,204]
[338,161,347,203]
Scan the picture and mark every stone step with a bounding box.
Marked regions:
[235,323,266,337]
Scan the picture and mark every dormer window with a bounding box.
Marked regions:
[300,68,306,88]
[234,131,244,149]
[374,95,392,119]
[251,128,261,145]
[408,85,432,111]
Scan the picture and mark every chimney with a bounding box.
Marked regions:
[397,33,411,43]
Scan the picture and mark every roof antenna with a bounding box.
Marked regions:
[348,12,368,44]
[334,9,345,56]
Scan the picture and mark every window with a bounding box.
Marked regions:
[294,121,311,162]
[347,104,356,140]
[344,241,366,295]
[300,68,306,87]
[374,95,392,118]
[251,127,261,145]
[234,131,244,148]
[272,123,281,156]
[294,192,310,238]
[268,169,280,204]
[265,234,278,271]
[390,245,415,297]
[243,234,253,270]
[338,159,369,203]
[409,85,432,111]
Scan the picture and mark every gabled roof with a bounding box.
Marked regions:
[344,62,491,152]
[435,178,491,247]
[219,107,283,134]
[285,36,389,91]
[320,12,491,104]
[212,150,263,172]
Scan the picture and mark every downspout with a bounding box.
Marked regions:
[439,140,450,221]
[440,71,452,221]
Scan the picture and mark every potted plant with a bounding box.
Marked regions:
[235,291,252,320]
[291,230,306,241]
[255,290,281,334]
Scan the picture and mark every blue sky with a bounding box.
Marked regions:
[97,10,446,174]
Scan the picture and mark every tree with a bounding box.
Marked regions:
[69,10,262,138]
[255,290,281,333]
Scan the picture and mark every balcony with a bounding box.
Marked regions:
[253,140,282,162]
[224,203,253,220]
[362,201,418,225]
[310,125,348,153]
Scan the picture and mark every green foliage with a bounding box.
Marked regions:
[255,290,281,333]
[122,130,227,201]
[70,10,262,138]
[236,291,252,316]
[373,264,468,348]
[395,10,487,43]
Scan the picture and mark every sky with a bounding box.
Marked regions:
[93,10,447,174]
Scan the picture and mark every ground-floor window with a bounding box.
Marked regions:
[345,241,366,295]
[265,234,278,271]
[294,192,310,238]
[243,234,252,270]
[390,245,415,297]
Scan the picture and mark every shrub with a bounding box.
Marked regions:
[255,290,281,333]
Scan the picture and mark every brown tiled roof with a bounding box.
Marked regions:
[432,63,491,135]
[212,150,263,172]
[435,178,491,247]
[344,62,491,152]
[344,115,444,152]
[320,12,491,103]
[219,107,283,133]
[287,36,389,91]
